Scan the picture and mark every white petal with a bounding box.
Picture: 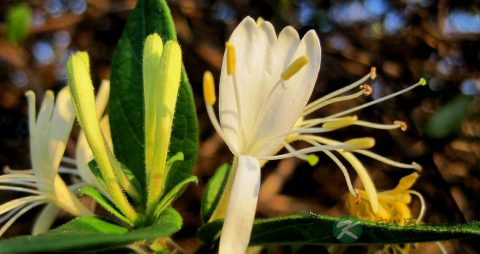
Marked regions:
[252,30,321,156]
[32,203,60,235]
[49,86,75,172]
[219,155,260,254]
[219,17,321,156]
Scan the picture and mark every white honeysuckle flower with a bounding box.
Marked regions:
[203,16,426,254]
[0,86,93,236]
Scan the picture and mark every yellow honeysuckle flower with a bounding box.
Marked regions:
[203,16,425,254]
[347,172,425,253]
[0,87,93,236]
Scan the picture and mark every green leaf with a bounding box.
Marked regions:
[80,186,131,226]
[201,163,231,222]
[0,208,182,253]
[426,95,473,139]
[108,0,198,196]
[198,214,480,246]
[6,3,32,44]
[153,175,198,220]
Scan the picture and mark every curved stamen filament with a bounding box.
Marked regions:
[255,143,352,161]
[0,180,37,188]
[353,120,406,130]
[283,142,319,166]
[61,157,77,165]
[203,71,238,155]
[354,150,421,170]
[409,190,425,223]
[58,167,81,175]
[0,186,41,195]
[326,78,426,120]
[0,201,45,236]
[300,137,356,196]
[303,89,366,116]
[0,205,23,224]
[302,135,379,213]
[206,105,238,155]
[304,72,371,112]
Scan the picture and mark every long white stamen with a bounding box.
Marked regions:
[303,135,379,213]
[300,137,356,196]
[0,201,45,236]
[58,167,81,176]
[0,196,46,215]
[0,186,41,195]
[61,157,77,165]
[409,190,426,223]
[353,120,404,130]
[206,105,238,155]
[354,150,421,170]
[3,168,34,174]
[283,142,319,166]
[0,205,24,224]
[326,79,426,119]
[304,73,371,111]
[303,90,365,116]
[0,173,35,180]
[0,180,37,188]
[255,143,348,161]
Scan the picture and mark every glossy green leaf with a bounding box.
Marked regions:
[6,3,31,44]
[198,214,480,246]
[80,186,131,226]
[426,95,473,139]
[108,0,198,196]
[0,208,182,253]
[201,163,231,222]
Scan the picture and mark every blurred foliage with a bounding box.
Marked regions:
[426,95,473,139]
[5,3,31,44]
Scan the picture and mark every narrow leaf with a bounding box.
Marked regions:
[80,186,131,226]
[198,215,480,245]
[201,163,231,222]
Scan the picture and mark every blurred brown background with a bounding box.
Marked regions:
[0,0,480,253]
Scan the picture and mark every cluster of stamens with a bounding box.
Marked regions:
[203,40,426,197]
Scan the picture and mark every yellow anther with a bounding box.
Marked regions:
[256,17,264,26]
[281,55,309,80]
[394,120,408,131]
[322,116,358,131]
[418,77,427,86]
[360,84,373,95]
[370,67,377,80]
[226,42,236,75]
[203,71,216,105]
[344,137,375,151]
[307,154,319,166]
